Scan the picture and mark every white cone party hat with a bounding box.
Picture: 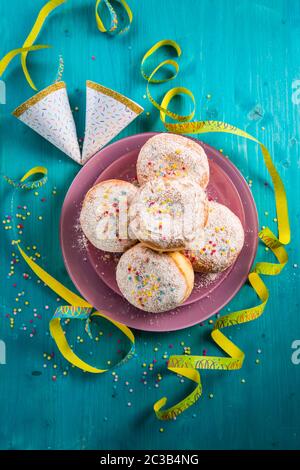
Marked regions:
[81,81,144,164]
[13,80,144,165]
[13,82,81,164]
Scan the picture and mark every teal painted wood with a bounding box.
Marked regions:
[0,0,300,450]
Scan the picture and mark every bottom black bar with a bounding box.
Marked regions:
[0,450,299,465]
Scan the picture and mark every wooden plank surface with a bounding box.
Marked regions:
[0,0,299,450]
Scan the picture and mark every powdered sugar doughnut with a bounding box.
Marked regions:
[116,243,194,312]
[137,133,209,188]
[80,179,138,252]
[184,202,244,272]
[128,177,208,251]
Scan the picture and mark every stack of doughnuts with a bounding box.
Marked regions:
[128,177,208,251]
[80,133,245,313]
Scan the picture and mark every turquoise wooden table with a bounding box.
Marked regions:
[0,0,299,450]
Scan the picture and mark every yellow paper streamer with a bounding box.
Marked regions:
[5,167,135,373]
[0,45,50,79]
[1,0,131,89]
[4,35,290,420]
[21,0,66,90]
[17,245,135,373]
[0,0,65,89]
[3,166,48,190]
[95,0,133,35]
[141,40,290,420]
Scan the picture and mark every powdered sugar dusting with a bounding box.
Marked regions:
[129,177,208,250]
[185,201,245,272]
[116,244,191,313]
[73,217,88,252]
[80,180,138,252]
[194,272,220,290]
[137,133,209,188]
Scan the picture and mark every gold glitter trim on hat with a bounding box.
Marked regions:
[86,80,143,115]
[12,82,66,118]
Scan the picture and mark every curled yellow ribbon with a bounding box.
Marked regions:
[95,0,132,35]
[3,166,48,190]
[21,0,66,90]
[0,0,65,89]
[0,45,50,79]
[141,40,196,123]
[17,245,135,373]
[5,34,290,420]
[1,0,132,89]
[141,40,290,420]
[6,167,135,374]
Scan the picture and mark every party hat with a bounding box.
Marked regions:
[81,81,144,164]
[12,82,81,164]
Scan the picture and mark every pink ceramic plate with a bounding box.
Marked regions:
[88,151,244,305]
[60,133,258,332]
